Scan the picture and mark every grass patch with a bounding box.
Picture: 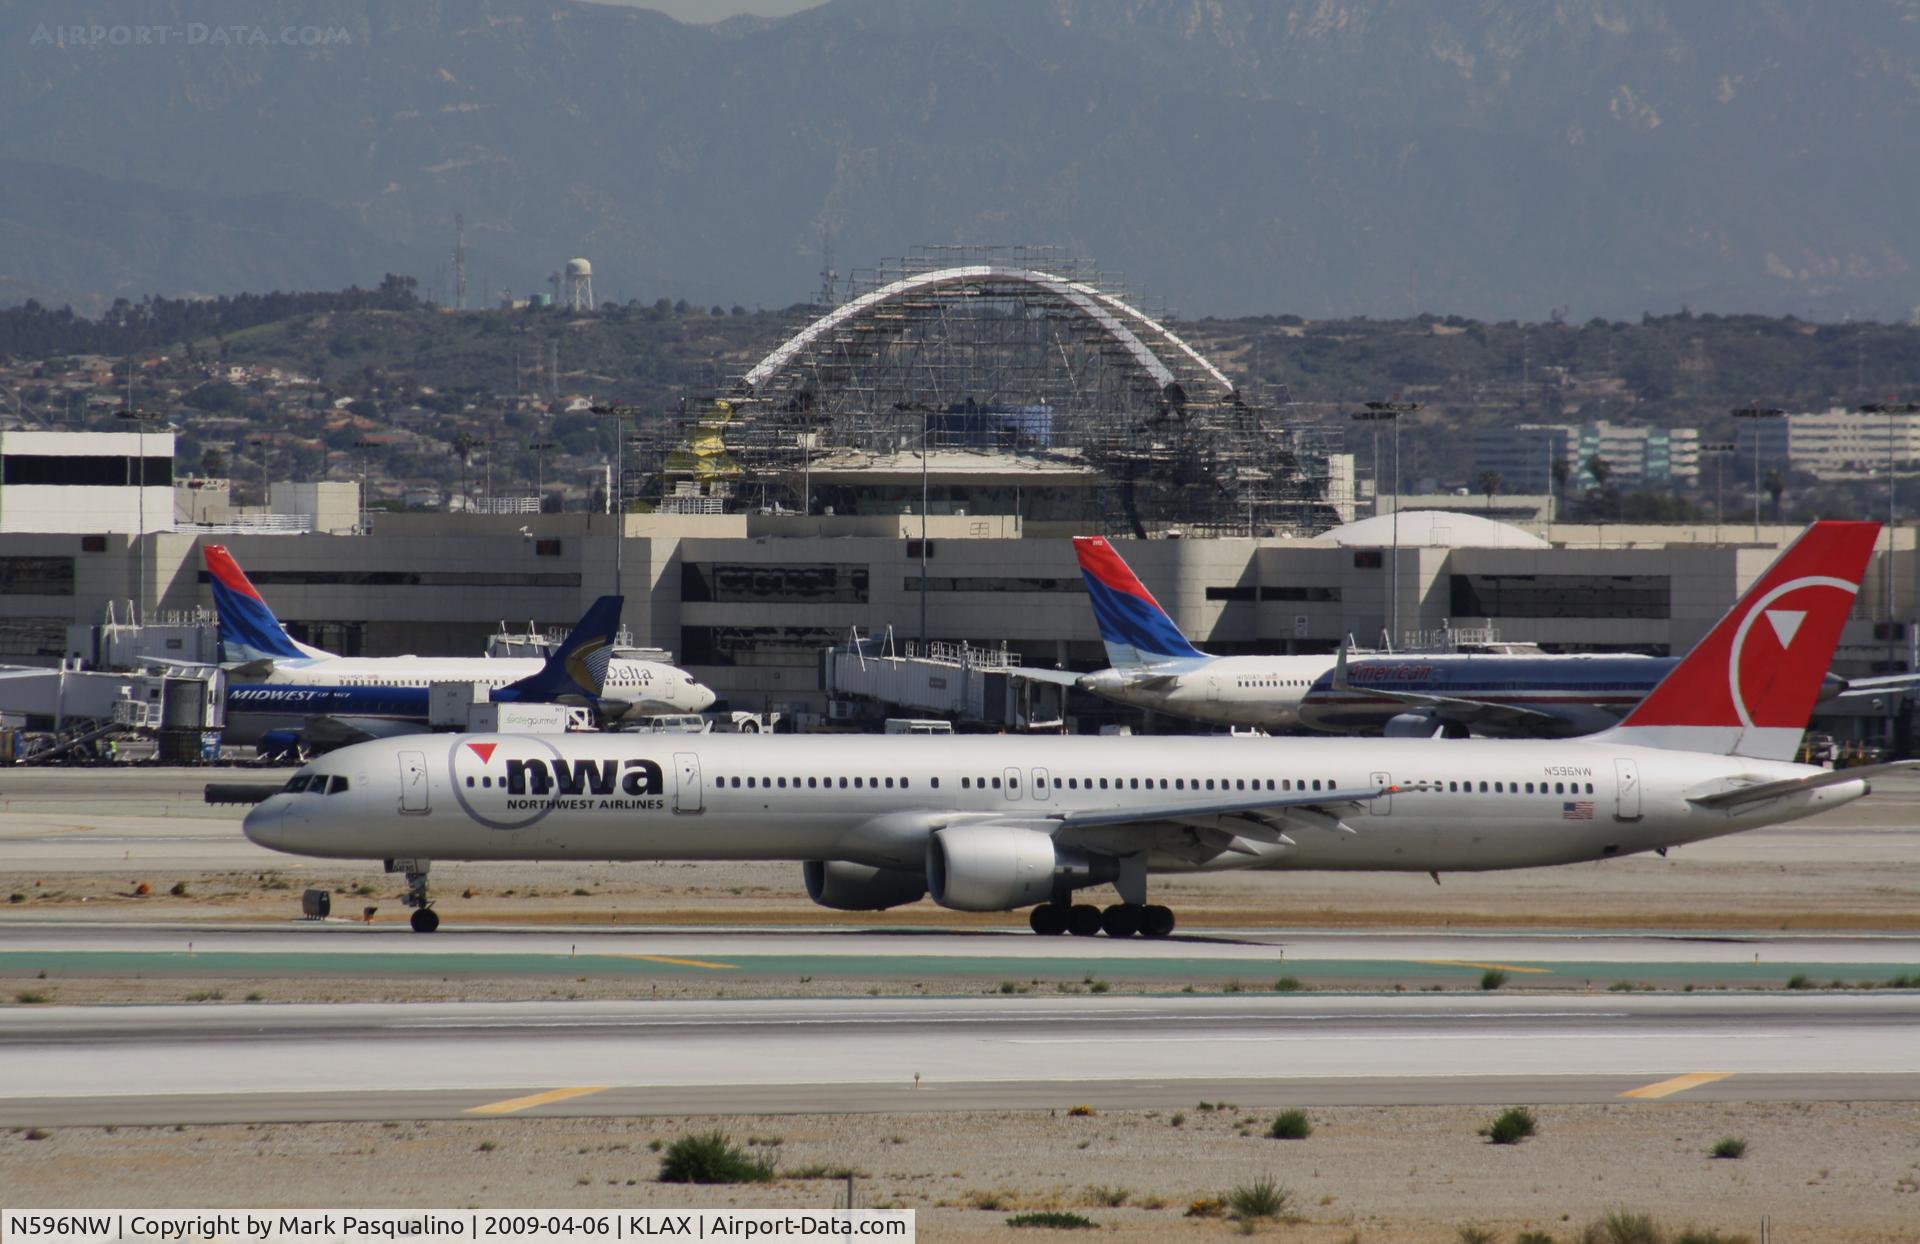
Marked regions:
[1006,1211,1096,1230]
[998,980,1029,995]
[657,1130,777,1184]
[1168,1111,1185,1127]
[1672,1229,1750,1244]
[1184,1198,1226,1219]
[1517,1232,1556,1244]
[1597,1210,1663,1244]
[1709,1136,1747,1159]
[1457,1227,1497,1244]
[1272,976,1306,992]
[1267,1110,1313,1140]
[1480,968,1510,991]
[785,1163,863,1180]
[1480,1106,1538,1145]
[184,990,225,1002]
[1087,979,1110,994]
[1226,1174,1291,1221]
[1066,1104,1095,1117]
[1785,973,1813,990]
[1083,1185,1129,1207]
[12,991,50,1004]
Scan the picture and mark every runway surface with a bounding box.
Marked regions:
[2,992,1916,1126]
[5,921,1917,989]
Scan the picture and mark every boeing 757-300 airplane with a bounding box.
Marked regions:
[245,522,1912,935]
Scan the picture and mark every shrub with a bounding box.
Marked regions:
[169,881,189,896]
[785,1163,862,1180]
[1672,1229,1750,1244]
[1226,1174,1291,1221]
[1709,1136,1747,1159]
[1517,1232,1556,1244]
[13,991,50,1004]
[1601,1210,1661,1244]
[476,1140,497,1152]
[1458,1227,1498,1244]
[1169,1112,1186,1127]
[1785,973,1812,990]
[657,1130,776,1184]
[1273,976,1306,992]
[1268,1110,1313,1140]
[1481,969,1510,991]
[1083,1185,1129,1207]
[24,1127,50,1140]
[1066,1104,1096,1117]
[1184,1198,1226,1219]
[1007,1211,1095,1230]
[1480,1107,1538,1145]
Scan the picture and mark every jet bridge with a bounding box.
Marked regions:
[820,631,1066,730]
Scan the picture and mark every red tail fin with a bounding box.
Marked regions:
[1605,521,1878,759]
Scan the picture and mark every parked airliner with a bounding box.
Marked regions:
[1068,535,1913,737]
[246,522,1910,935]
[204,545,715,717]
[222,595,622,752]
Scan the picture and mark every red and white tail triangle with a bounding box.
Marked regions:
[1599,520,1879,760]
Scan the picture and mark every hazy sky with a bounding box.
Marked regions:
[595,0,827,22]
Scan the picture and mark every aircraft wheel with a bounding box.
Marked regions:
[1101,904,1142,938]
[1066,903,1103,937]
[410,907,440,934]
[1139,905,1176,938]
[1029,904,1067,936]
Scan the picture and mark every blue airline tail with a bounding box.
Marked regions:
[1072,536,1207,668]
[204,544,333,663]
[498,596,625,702]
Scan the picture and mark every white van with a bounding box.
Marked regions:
[883,718,954,735]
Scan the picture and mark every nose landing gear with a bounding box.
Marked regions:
[386,858,439,933]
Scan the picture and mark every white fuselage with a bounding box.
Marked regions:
[1080,655,1333,727]
[245,733,1861,881]
[259,656,716,715]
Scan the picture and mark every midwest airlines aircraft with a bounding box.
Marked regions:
[1070,535,1911,737]
[248,521,1910,936]
[222,595,624,751]
[205,545,715,717]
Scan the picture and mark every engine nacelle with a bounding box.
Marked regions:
[1384,711,1448,738]
[927,825,1058,912]
[802,860,927,911]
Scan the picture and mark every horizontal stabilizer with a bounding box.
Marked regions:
[1687,759,1920,809]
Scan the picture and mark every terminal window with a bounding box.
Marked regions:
[682,563,869,604]
[1449,573,1670,620]
[0,555,75,595]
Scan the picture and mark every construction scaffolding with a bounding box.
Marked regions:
[641,247,1340,537]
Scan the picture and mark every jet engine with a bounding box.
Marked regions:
[1384,711,1450,738]
[802,860,927,911]
[927,825,1116,912]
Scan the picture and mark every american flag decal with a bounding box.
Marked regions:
[1562,800,1595,820]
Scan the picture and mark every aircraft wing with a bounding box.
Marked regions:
[146,656,276,679]
[298,716,427,749]
[1686,759,1920,810]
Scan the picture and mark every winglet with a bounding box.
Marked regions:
[1072,536,1207,667]
[1598,521,1880,760]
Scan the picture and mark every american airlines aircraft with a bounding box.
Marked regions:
[204,545,716,717]
[246,522,1910,936]
[1069,535,1911,737]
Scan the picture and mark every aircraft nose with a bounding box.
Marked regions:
[242,799,284,850]
[694,682,717,711]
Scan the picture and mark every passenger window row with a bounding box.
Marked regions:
[1429,779,1597,795]
[715,775,916,790]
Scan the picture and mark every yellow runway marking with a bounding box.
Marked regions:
[1420,959,1552,974]
[1620,1072,1732,1100]
[614,953,738,970]
[465,1086,610,1115]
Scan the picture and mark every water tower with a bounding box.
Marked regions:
[564,257,594,311]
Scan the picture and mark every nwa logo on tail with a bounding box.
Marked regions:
[451,738,665,830]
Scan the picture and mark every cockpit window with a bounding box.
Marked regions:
[282,774,312,794]
[326,775,350,795]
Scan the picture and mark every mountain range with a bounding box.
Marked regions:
[4,0,1917,321]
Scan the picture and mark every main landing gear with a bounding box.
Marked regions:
[1028,901,1174,939]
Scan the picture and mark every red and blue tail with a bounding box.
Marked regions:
[1072,537,1207,668]
[1598,520,1878,760]
[203,545,333,663]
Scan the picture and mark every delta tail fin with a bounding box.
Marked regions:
[1596,520,1879,760]
[499,595,625,702]
[203,544,334,663]
[1072,536,1207,668]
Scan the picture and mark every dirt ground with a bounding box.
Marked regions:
[7,1102,1919,1242]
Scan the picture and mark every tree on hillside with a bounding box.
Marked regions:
[1764,467,1787,522]
[1477,470,1502,512]
[451,430,478,507]
[1586,455,1613,492]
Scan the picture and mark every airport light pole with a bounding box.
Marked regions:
[590,404,643,601]
[352,438,376,534]
[1859,401,1920,683]
[1730,405,1784,542]
[115,407,166,623]
[1352,401,1418,648]
[528,438,555,504]
[1700,441,1735,543]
